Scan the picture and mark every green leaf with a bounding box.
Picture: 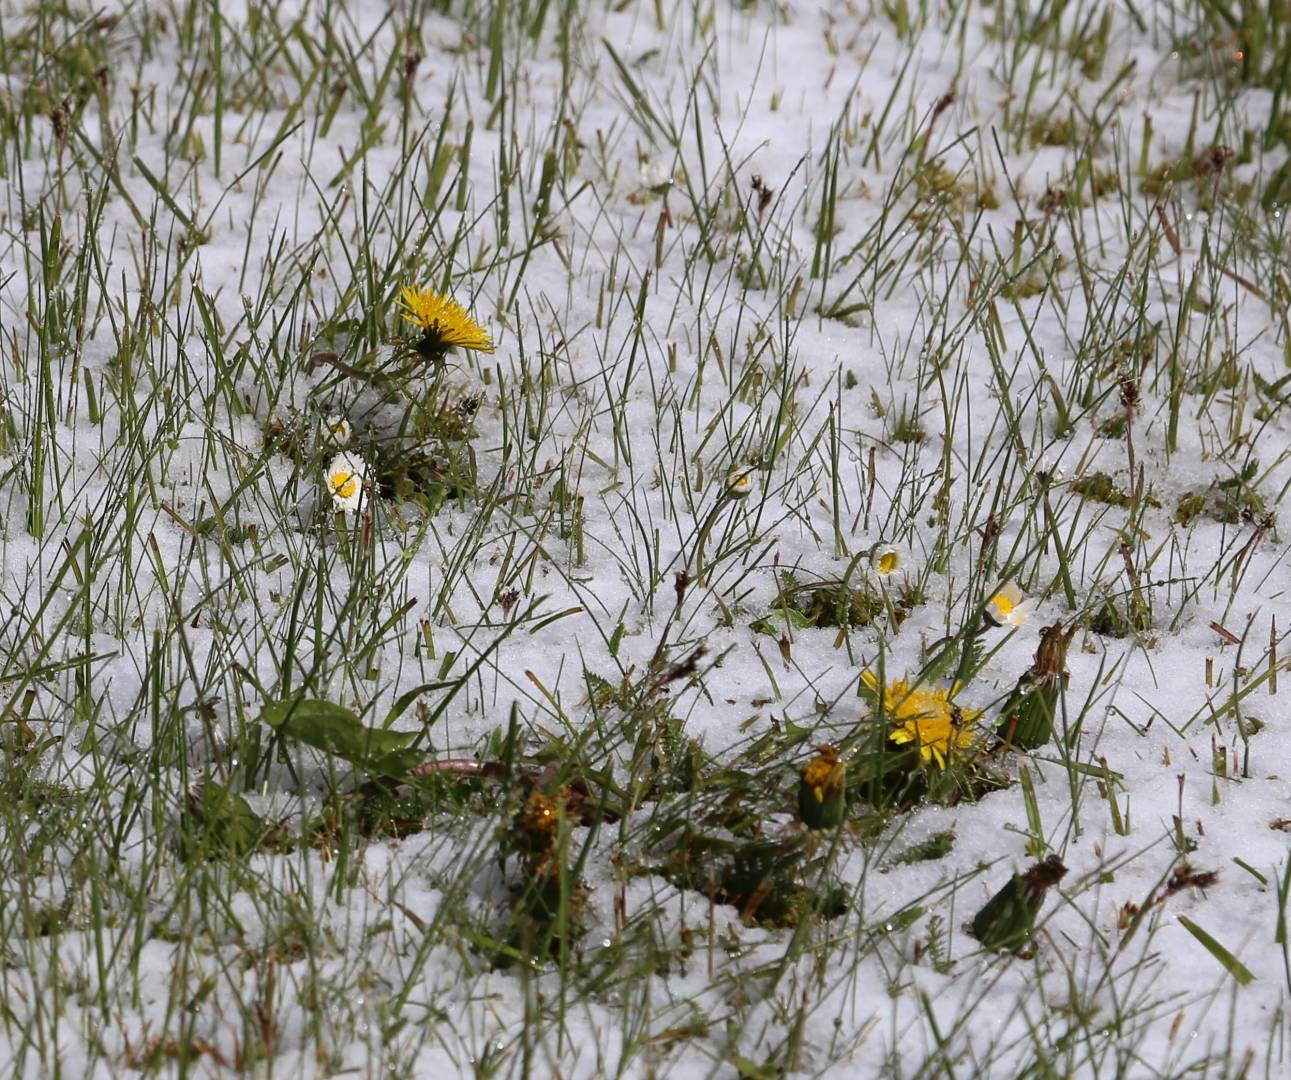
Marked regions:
[919,636,960,686]
[997,679,1058,751]
[183,780,272,860]
[882,904,926,933]
[971,873,1036,951]
[750,606,814,636]
[892,831,955,866]
[262,698,419,775]
[733,1057,781,1080]
[954,627,987,686]
[1176,915,1255,985]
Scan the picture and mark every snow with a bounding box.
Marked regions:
[1,0,1290,1075]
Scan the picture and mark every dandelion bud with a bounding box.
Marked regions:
[521,850,568,924]
[798,745,847,829]
[996,677,1058,751]
[996,622,1073,750]
[971,855,1068,952]
[1030,621,1074,684]
[514,790,562,854]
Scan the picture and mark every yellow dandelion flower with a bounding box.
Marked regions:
[397,284,494,356]
[514,790,563,853]
[799,744,847,829]
[861,670,980,769]
[802,746,845,803]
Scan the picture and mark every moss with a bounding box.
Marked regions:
[1213,471,1268,523]
[1097,413,1128,439]
[1031,115,1077,148]
[891,829,956,866]
[1262,158,1291,210]
[1175,466,1270,526]
[1143,145,1239,200]
[752,572,906,635]
[890,407,926,443]
[653,832,847,929]
[260,415,309,462]
[1006,274,1049,299]
[906,160,991,225]
[1071,471,1161,508]
[1090,167,1120,199]
[796,583,886,628]
[1174,490,1209,526]
[380,442,477,510]
[1143,162,1179,199]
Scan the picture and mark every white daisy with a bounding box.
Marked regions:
[985,582,1030,628]
[640,156,673,192]
[869,544,904,578]
[323,414,351,447]
[325,452,371,513]
[726,467,756,500]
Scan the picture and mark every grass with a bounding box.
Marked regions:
[0,0,1289,1075]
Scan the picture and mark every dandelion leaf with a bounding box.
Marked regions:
[182,780,274,860]
[262,698,420,776]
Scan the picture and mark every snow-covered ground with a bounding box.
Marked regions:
[1,0,1289,1075]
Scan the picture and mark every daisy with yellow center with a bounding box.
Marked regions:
[726,468,755,500]
[325,451,371,513]
[397,284,494,360]
[861,670,980,769]
[870,544,903,577]
[323,414,351,447]
[985,582,1029,628]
